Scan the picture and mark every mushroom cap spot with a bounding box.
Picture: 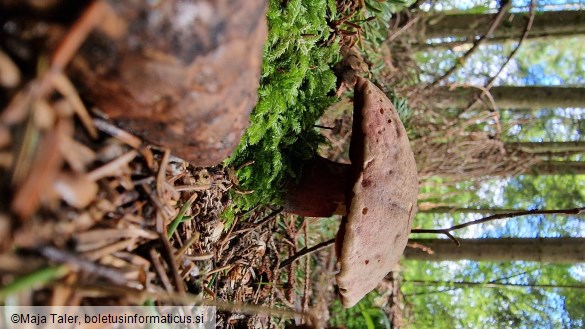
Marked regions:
[335,77,418,308]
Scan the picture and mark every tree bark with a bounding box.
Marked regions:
[507,141,585,154]
[405,280,585,290]
[419,207,521,214]
[423,10,585,41]
[528,161,585,175]
[405,238,585,263]
[505,142,585,160]
[430,86,585,110]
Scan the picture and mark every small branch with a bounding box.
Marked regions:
[302,224,310,315]
[157,232,186,295]
[36,245,128,285]
[279,206,585,267]
[388,15,421,42]
[254,207,283,227]
[411,207,585,245]
[488,267,541,284]
[279,238,335,269]
[462,0,536,112]
[428,2,512,88]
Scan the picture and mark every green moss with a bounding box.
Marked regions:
[227,0,340,211]
[226,0,413,215]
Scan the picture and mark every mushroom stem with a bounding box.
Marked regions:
[281,156,351,217]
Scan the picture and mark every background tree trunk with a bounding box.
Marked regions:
[430,86,585,110]
[527,161,585,175]
[405,238,585,263]
[507,141,585,155]
[423,10,585,41]
[419,207,521,214]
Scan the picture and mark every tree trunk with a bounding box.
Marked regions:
[507,141,585,154]
[419,207,521,214]
[430,86,585,110]
[506,142,585,159]
[423,10,585,41]
[404,280,585,290]
[405,238,585,263]
[528,161,585,175]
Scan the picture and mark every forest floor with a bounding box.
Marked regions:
[0,2,408,329]
[0,67,402,329]
[0,94,401,328]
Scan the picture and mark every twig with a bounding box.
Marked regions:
[411,207,585,246]
[302,224,310,315]
[203,264,234,277]
[451,83,499,112]
[86,150,138,181]
[149,248,174,292]
[388,15,420,42]
[253,207,283,228]
[50,1,109,72]
[37,245,128,285]
[93,118,143,149]
[428,2,512,88]
[279,207,585,267]
[488,267,541,284]
[51,73,97,138]
[463,0,536,112]
[157,232,186,295]
[279,238,335,269]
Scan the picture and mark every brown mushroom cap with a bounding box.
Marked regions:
[335,77,419,308]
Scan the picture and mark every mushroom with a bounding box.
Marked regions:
[282,76,419,308]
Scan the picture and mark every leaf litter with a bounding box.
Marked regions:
[0,56,295,328]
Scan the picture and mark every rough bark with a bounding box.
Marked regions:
[419,207,521,215]
[508,141,585,154]
[528,161,585,175]
[430,86,585,110]
[405,238,585,263]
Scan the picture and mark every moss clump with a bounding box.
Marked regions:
[228,0,340,211]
